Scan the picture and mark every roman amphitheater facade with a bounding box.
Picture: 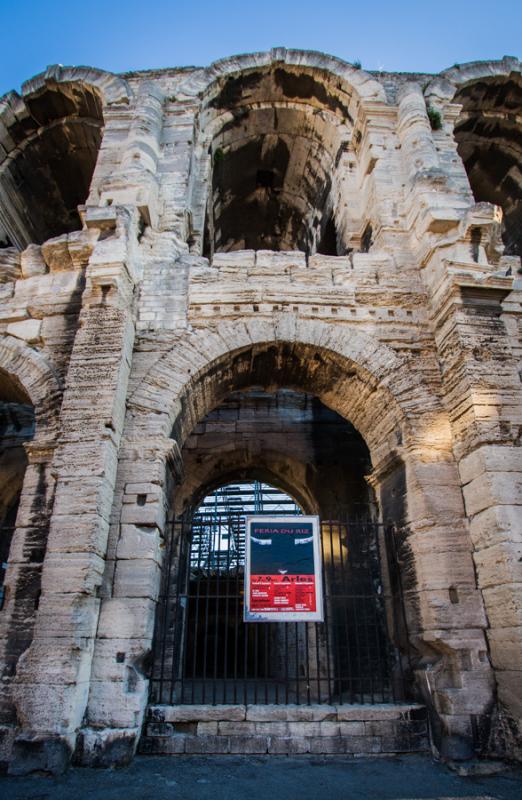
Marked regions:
[0,49,521,773]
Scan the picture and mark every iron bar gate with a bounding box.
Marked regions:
[151,509,409,705]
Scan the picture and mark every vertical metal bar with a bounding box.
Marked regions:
[328,518,343,705]
[169,517,190,703]
[156,516,175,703]
[264,621,269,704]
[284,622,289,704]
[319,521,333,705]
[190,512,205,703]
[212,513,221,705]
[294,622,300,704]
[254,617,259,704]
[314,621,322,704]
[222,512,233,704]
[233,515,240,704]
[337,519,354,703]
[201,514,213,704]
[243,600,249,705]
[304,622,311,705]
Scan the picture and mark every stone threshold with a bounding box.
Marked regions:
[140,703,429,756]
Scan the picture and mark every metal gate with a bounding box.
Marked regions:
[151,507,410,705]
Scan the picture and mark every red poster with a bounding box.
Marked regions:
[250,574,317,613]
[244,517,323,622]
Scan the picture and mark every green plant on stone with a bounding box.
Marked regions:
[426,105,443,131]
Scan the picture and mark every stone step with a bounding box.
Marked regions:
[140,703,429,756]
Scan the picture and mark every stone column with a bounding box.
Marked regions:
[373,438,494,758]
[9,207,140,775]
[0,444,55,763]
[78,439,176,766]
[430,275,522,758]
[397,82,441,182]
[397,79,522,757]
[97,83,164,228]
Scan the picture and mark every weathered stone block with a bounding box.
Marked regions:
[245,704,336,722]
[20,245,47,278]
[268,736,309,754]
[488,626,522,671]
[113,557,161,600]
[308,736,345,754]
[97,598,156,639]
[7,318,42,342]
[343,735,382,754]
[228,735,269,754]
[217,720,257,735]
[77,727,139,767]
[184,735,230,754]
[156,704,246,722]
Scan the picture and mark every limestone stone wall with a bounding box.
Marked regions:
[0,50,520,773]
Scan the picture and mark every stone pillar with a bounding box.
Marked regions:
[97,83,164,228]
[77,439,175,766]
[430,277,522,758]
[397,82,441,182]
[8,207,140,775]
[373,440,494,759]
[393,79,522,757]
[0,444,55,763]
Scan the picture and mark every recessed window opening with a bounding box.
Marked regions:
[200,66,350,257]
[454,76,522,258]
[0,81,104,248]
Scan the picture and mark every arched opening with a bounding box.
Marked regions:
[200,65,353,257]
[0,368,35,609]
[151,373,410,706]
[453,74,522,257]
[0,80,104,248]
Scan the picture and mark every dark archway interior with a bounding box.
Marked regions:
[152,386,407,706]
[454,74,522,257]
[0,81,103,248]
[0,371,35,607]
[177,388,372,519]
[202,66,350,255]
[171,341,387,452]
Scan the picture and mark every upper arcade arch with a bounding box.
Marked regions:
[0,66,132,250]
[425,57,522,257]
[178,49,386,106]
[185,50,386,257]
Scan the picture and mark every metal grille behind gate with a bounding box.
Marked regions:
[151,512,409,705]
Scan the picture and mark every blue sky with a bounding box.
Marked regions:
[1,0,521,97]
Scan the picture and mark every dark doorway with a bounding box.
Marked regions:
[151,481,408,705]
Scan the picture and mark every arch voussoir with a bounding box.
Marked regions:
[0,335,62,437]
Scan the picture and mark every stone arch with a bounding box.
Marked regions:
[19,64,132,107]
[0,335,62,439]
[176,384,374,520]
[0,66,131,249]
[179,48,386,106]
[425,57,522,257]
[128,318,450,471]
[185,49,386,256]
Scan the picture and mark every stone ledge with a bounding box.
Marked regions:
[140,703,429,756]
[147,702,424,723]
